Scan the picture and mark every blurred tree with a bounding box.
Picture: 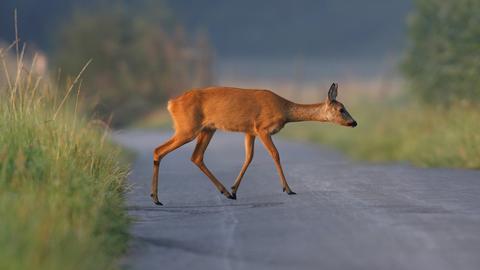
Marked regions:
[403,0,480,103]
[54,1,213,126]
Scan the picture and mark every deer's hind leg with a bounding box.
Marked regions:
[151,132,198,205]
[231,134,255,199]
[191,129,235,200]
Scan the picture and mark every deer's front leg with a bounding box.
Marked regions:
[231,134,255,199]
[258,133,296,195]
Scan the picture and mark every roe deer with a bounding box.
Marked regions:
[151,83,357,205]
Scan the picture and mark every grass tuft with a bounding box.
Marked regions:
[0,43,129,270]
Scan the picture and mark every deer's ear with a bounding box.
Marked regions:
[327,83,338,102]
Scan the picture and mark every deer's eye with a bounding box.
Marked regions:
[339,108,346,114]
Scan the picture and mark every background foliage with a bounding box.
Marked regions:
[54,1,213,126]
[403,0,480,103]
[281,0,480,169]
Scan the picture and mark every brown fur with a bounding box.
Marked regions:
[150,83,356,205]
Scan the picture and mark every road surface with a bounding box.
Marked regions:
[114,130,480,270]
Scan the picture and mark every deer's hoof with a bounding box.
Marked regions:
[150,193,163,205]
[222,190,235,200]
[283,188,296,195]
[231,192,237,200]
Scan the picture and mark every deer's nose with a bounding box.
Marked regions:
[351,121,357,127]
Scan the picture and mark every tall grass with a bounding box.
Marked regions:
[0,42,129,269]
[281,100,480,169]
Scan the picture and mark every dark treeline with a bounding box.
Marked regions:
[1,0,412,59]
[1,0,213,126]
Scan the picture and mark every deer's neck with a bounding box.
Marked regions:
[286,102,328,122]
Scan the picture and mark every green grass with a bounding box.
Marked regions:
[281,100,480,169]
[0,47,129,269]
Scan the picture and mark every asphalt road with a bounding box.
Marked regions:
[114,130,480,270]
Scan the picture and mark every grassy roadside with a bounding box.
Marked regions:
[0,48,129,269]
[281,100,480,169]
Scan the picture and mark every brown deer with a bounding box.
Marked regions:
[151,83,357,205]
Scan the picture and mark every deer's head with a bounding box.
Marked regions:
[323,83,357,127]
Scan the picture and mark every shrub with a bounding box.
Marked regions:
[403,0,480,103]
[54,1,213,126]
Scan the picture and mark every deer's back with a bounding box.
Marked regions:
[168,87,289,134]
